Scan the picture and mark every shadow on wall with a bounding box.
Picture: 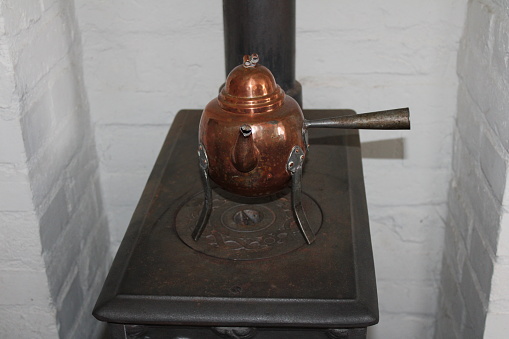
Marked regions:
[311,132,406,159]
[361,139,405,159]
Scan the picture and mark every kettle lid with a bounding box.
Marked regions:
[218,54,285,114]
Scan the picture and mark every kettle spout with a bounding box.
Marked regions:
[231,124,259,173]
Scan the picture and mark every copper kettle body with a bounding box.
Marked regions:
[199,54,305,197]
[199,54,410,198]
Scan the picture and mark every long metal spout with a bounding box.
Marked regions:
[304,107,410,130]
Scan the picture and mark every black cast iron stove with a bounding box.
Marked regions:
[93,109,377,339]
[93,1,389,338]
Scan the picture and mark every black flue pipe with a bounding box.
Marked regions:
[223,0,302,106]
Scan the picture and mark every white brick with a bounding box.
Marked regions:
[498,212,509,257]
[106,206,136,244]
[95,124,168,173]
[377,281,437,315]
[29,113,86,207]
[449,180,474,247]
[81,34,223,98]
[373,243,442,283]
[0,54,16,112]
[443,215,468,281]
[49,65,82,123]
[439,1,509,337]
[473,181,504,252]
[0,117,27,164]
[102,172,149,207]
[469,226,495,296]
[43,221,81,299]
[72,187,101,242]
[488,263,509,312]
[12,14,71,91]
[87,90,177,125]
[364,166,449,206]
[0,270,52,306]
[435,298,461,339]
[0,306,57,339]
[82,46,139,93]
[456,85,482,159]
[63,142,99,214]
[439,257,466,330]
[484,80,509,152]
[454,161,501,253]
[458,46,493,114]
[0,176,33,211]
[368,313,434,339]
[93,176,104,215]
[480,133,508,203]
[57,271,84,338]
[302,75,456,123]
[298,1,465,77]
[76,0,222,36]
[454,142,481,215]
[370,205,445,253]
[70,267,108,339]
[484,313,509,339]
[20,90,53,159]
[298,0,466,33]
[39,186,70,252]
[461,263,488,334]
[1,0,43,36]
[78,217,110,292]
[0,211,43,271]
[491,8,509,84]
[1,1,109,338]
[463,0,494,61]
[130,34,223,94]
[107,205,135,252]
[41,0,59,12]
[42,185,103,299]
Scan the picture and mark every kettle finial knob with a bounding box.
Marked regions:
[243,53,259,68]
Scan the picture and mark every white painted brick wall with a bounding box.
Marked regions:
[0,3,58,338]
[435,0,509,338]
[1,0,110,338]
[484,0,509,333]
[75,1,467,338]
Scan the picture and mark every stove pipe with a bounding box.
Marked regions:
[223,0,302,106]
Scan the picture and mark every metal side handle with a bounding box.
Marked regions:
[304,107,410,130]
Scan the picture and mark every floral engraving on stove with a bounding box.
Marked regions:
[174,190,321,260]
[205,231,290,251]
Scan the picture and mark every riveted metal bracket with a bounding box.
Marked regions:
[287,146,316,244]
[192,144,213,241]
[287,145,305,173]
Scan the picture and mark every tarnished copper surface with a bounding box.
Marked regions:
[200,55,305,196]
[199,55,410,198]
[218,54,286,114]
[200,97,305,197]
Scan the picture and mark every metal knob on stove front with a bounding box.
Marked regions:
[193,54,410,245]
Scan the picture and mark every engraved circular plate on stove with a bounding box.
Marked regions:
[175,189,322,260]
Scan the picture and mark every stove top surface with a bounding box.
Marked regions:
[94,110,378,328]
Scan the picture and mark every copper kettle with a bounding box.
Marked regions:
[194,54,410,243]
